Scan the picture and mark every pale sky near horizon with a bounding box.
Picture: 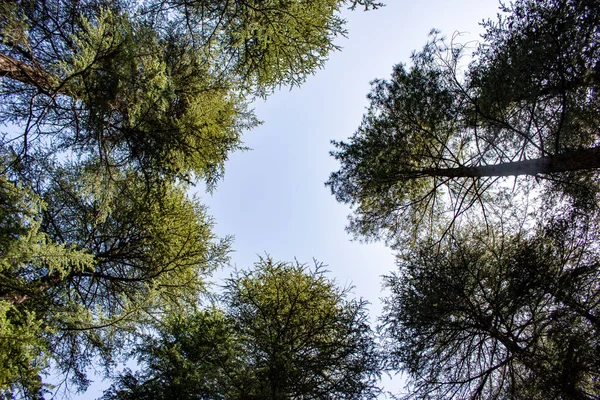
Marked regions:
[74,1,502,398]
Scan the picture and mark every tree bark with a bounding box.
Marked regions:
[0,52,57,92]
[419,146,600,178]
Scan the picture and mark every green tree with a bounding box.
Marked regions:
[0,166,229,397]
[104,257,382,400]
[102,309,240,400]
[225,258,381,399]
[0,176,92,398]
[1,0,380,185]
[380,214,600,399]
[327,0,600,245]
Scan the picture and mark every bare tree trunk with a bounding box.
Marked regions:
[419,146,600,178]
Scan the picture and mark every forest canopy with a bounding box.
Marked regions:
[0,0,381,397]
[103,258,381,400]
[325,0,600,398]
[3,0,600,398]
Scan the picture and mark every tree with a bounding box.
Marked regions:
[1,0,380,185]
[0,0,382,395]
[104,257,382,400]
[380,214,600,399]
[0,165,230,397]
[225,258,381,399]
[0,176,92,398]
[101,309,240,400]
[327,0,600,245]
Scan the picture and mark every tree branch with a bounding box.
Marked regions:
[0,52,58,93]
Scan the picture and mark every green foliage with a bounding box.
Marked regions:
[58,8,251,184]
[0,163,230,395]
[41,163,227,312]
[0,302,48,399]
[1,0,381,185]
[473,0,600,143]
[323,2,600,398]
[380,215,600,399]
[103,309,240,400]
[0,176,93,397]
[0,0,383,395]
[202,0,345,92]
[327,0,600,245]
[225,257,381,399]
[105,257,382,400]
[327,53,463,244]
[38,164,231,388]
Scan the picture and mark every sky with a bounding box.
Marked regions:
[200,0,501,397]
[76,0,501,398]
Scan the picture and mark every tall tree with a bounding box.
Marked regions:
[104,257,382,400]
[0,164,231,397]
[380,214,600,399]
[0,0,382,395]
[224,258,381,400]
[327,0,600,245]
[1,0,380,184]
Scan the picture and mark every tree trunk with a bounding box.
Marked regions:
[419,146,600,178]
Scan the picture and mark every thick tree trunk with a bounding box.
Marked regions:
[0,52,57,92]
[420,146,600,178]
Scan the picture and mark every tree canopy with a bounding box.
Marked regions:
[0,165,231,397]
[327,0,600,245]
[103,258,382,400]
[380,213,600,399]
[340,1,600,398]
[0,0,382,396]
[2,0,380,185]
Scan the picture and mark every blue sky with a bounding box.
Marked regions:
[205,0,502,301]
[200,0,501,397]
[76,1,501,398]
